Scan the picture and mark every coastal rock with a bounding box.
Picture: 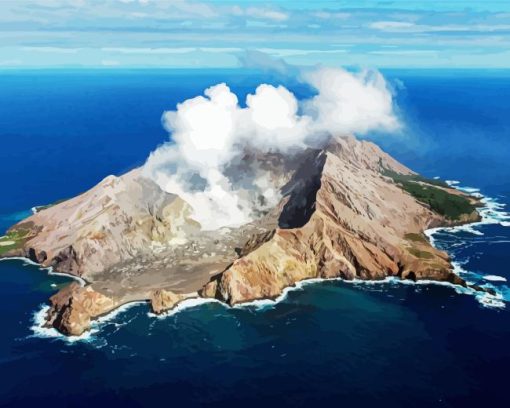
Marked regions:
[150,289,187,314]
[46,282,116,336]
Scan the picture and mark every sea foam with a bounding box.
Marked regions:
[29,301,147,344]
[483,275,507,282]
[425,183,510,308]
[0,256,86,286]
[30,305,96,343]
[147,297,223,319]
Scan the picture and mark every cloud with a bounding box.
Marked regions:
[244,7,288,22]
[101,59,120,66]
[313,11,350,20]
[370,20,510,33]
[22,46,80,53]
[145,81,310,230]
[0,59,22,66]
[370,21,416,31]
[258,48,347,57]
[102,47,196,54]
[161,0,218,19]
[303,67,400,136]
[2,1,510,68]
[102,46,245,55]
[370,50,438,56]
[144,65,399,230]
[237,50,293,75]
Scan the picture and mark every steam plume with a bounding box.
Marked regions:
[144,66,400,230]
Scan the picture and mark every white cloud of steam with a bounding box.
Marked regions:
[144,66,400,230]
[303,67,400,135]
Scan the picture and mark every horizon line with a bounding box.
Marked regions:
[1,66,510,71]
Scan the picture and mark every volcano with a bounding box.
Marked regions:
[1,136,484,336]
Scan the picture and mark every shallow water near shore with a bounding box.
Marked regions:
[1,69,510,406]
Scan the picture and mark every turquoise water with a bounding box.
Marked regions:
[0,70,510,406]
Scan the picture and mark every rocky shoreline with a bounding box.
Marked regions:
[0,136,494,336]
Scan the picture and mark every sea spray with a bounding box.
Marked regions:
[30,305,96,343]
[30,301,147,344]
[147,298,224,319]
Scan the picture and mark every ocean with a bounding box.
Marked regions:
[0,69,509,407]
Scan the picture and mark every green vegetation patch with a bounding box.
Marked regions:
[404,233,428,243]
[0,229,30,256]
[0,241,18,256]
[383,169,449,188]
[408,247,434,259]
[383,170,476,220]
[398,181,476,220]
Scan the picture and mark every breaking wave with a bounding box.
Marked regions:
[29,301,146,345]
[147,297,222,319]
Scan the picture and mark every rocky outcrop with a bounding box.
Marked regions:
[2,135,487,335]
[46,282,116,336]
[150,289,193,314]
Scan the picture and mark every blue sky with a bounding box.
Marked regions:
[1,0,510,68]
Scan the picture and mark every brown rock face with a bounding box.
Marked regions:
[2,135,482,335]
[150,289,187,314]
[46,282,116,336]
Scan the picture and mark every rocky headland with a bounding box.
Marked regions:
[0,136,485,336]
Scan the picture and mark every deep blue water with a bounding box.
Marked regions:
[1,69,510,407]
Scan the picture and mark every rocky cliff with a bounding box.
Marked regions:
[1,136,483,335]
